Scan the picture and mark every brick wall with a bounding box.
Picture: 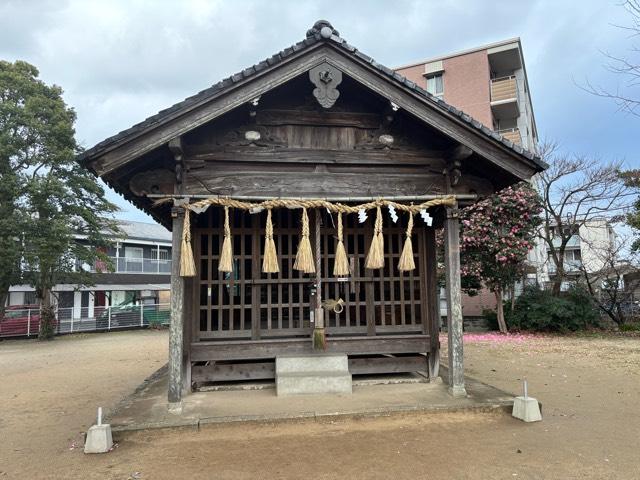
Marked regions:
[396,50,493,127]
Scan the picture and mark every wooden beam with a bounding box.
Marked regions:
[192,362,275,382]
[190,335,430,361]
[444,206,466,397]
[168,136,185,161]
[168,136,185,188]
[186,147,448,166]
[184,170,450,198]
[256,109,381,128]
[348,355,426,375]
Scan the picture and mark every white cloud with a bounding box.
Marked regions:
[2,0,639,223]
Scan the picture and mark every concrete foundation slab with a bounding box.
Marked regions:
[105,365,518,437]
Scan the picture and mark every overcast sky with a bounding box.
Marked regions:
[1,0,638,223]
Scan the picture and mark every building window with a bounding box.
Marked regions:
[426,73,444,99]
[24,291,38,305]
[570,249,582,261]
[124,247,143,272]
[151,248,170,262]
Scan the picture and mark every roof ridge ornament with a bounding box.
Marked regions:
[306,20,339,39]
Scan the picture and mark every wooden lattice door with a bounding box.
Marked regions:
[195,208,428,341]
[317,210,427,337]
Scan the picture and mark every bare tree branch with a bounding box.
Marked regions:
[580,0,640,116]
[577,232,640,325]
[535,141,632,295]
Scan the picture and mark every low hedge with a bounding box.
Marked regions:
[484,286,599,332]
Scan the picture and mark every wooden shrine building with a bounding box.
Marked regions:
[79,21,545,407]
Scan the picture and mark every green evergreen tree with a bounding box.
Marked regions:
[460,183,543,333]
[0,60,119,339]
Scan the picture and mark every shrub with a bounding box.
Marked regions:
[619,323,640,332]
[507,286,599,332]
[482,308,499,331]
[145,309,170,329]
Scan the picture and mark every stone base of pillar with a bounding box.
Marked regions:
[168,401,183,414]
[448,385,467,398]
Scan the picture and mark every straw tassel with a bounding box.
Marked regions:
[179,206,196,277]
[218,206,233,273]
[398,211,416,271]
[293,207,315,273]
[262,209,279,273]
[365,206,385,269]
[333,212,350,276]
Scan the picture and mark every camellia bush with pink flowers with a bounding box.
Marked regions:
[460,182,542,333]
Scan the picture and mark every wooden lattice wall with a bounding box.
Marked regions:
[193,208,427,342]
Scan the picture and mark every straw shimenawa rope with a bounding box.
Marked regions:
[333,212,350,276]
[218,206,233,273]
[365,206,385,269]
[398,211,416,272]
[179,208,196,277]
[293,207,315,273]
[262,208,279,273]
[171,196,456,277]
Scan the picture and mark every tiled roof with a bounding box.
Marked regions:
[116,220,171,242]
[78,20,545,170]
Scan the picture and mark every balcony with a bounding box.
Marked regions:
[90,256,172,274]
[551,235,581,249]
[490,75,519,119]
[497,128,521,145]
[548,260,583,275]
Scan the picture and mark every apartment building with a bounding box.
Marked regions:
[396,39,539,321]
[546,219,617,290]
[395,38,538,152]
[7,220,171,314]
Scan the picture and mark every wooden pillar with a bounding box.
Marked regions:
[183,274,193,393]
[425,226,440,381]
[168,207,185,409]
[444,205,466,397]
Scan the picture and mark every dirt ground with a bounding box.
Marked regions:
[1,330,639,479]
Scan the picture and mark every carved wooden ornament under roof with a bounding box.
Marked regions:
[309,63,342,109]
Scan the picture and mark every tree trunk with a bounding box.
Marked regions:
[551,251,566,296]
[0,288,8,320]
[38,287,55,340]
[495,288,508,334]
[510,282,516,312]
[551,274,562,296]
